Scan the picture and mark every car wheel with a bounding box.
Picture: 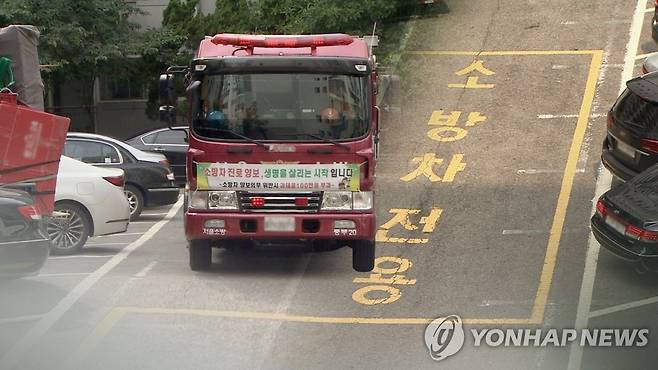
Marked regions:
[352,240,375,272]
[189,240,212,271]
[124,184,144,221]
[47,202,91,255]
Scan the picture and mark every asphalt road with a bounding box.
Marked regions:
[2,1,658,369]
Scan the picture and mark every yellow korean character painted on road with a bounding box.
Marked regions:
[376,208,443,244]
[400,153,466,183]
[448,60,495,89]
[351,256,417,305]
[427,110,487,142]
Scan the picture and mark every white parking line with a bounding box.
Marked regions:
[84,243,127,247]
[0,198,184,369]
[517,168,586,174]
[645,6,655,13]
[91,232,143,238]
[48,255,113,260]
[129,221,157,224]
[133,261,157,278]
[140,213,169,216]
[0,314,44,325]
[536,113,605,119]
[567,1,644,369]
[589,295,658,318]
[35,273,90,278]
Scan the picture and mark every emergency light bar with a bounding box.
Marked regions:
[211,33,354,48]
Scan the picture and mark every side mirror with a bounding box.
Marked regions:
[159,105,176,124]
[159,73,176,106]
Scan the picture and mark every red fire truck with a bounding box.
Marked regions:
[159,33,379,272]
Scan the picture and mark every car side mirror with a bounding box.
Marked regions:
[159,105,176,124]
[159,73,176,106]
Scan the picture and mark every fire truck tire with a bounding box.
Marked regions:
[189,240,211,271]
[352,240,375,272]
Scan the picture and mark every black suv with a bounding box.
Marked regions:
[602,72,658,181]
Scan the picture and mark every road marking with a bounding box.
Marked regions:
[517,169,586,174]
[84,242,127,247]
[646,6,655,13]
[589,295,658,318]
[35,273,90,278]
[82,306,540,329]
[502,228,586,235]
[530,50,603,324]
[91,232,144,238]
[48,255,113,260]
[0,314,45,325]
[406,50,602,56]
[140,213,169,216]
[129,221,157,224]
[0,198,184,369]
[133,261,157,278]
[567,1,644,369]
[536,113,605,119]
[65,307,127,368]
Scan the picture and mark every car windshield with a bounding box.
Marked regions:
[192,73,369,141]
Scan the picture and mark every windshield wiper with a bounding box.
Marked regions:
[200,126,268,148]
[293,133,350,151]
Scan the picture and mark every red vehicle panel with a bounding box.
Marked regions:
[0,92,70,215]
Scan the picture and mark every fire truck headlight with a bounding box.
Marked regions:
[321,191,353,210]
[208,191,238,210]
[188,191,238,210]
[189,191,209,209]
[352,191,373,210]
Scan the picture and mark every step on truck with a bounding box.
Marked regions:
[159,33,380,272]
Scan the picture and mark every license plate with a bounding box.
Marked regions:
[616,139,636,159]
[264,216,295,232]
[605,216,626,236]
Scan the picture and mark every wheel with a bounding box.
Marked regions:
[124,184,144,221]
[47,202,91,255]
[352,240,375,272]
[189,240,212,271]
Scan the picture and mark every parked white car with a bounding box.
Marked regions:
[47,156,130,254]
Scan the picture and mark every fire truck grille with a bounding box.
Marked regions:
[238,191,322,213]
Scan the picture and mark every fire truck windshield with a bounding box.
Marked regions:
[192,73,369,142]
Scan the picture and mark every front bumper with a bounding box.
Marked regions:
[146,187,180,207]
[591,215,658,262]
[185,211,375,241]
[0,238,50,277]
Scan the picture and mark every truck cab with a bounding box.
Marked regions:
[161,33,379,272]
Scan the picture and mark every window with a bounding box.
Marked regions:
[141,132,158,144]
[64,140,121,164]
[193,73,369,141]
[155,130,188,145]
[99,75,147,101]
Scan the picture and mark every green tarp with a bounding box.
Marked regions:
[0,56,14,90]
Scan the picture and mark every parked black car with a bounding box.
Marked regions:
[591,164,658,265]
[602,73,658,181]
[64,135,179,220]
[125,127,188,184]
[0,188,49,278]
